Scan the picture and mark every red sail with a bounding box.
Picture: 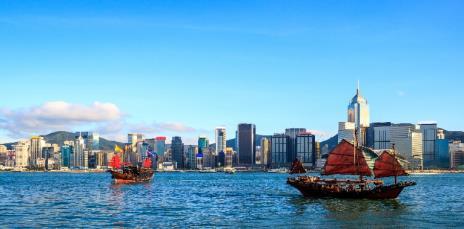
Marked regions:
[374,151,407,178]
[143,158,152,168]
[322,140,372,176]
[109,154,121,169]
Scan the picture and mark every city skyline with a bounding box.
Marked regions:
[1,0,464,144]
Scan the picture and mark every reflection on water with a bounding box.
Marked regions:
[0,172,463,227]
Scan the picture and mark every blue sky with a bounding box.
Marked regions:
[0,0,463,144]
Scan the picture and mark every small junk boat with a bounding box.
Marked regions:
[107,152,154,184]
[287,139,416,200]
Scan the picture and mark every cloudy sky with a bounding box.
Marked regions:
[1,0,463,144]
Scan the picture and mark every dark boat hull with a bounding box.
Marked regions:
[287,177,416,200]
[108,169,154,184]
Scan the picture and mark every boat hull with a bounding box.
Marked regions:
[108,169,154,184]
[287,177,416,200]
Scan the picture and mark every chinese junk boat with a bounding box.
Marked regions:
[107,151,155,184]
[287,140,416,199]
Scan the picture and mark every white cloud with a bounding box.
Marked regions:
[0,101,199,142]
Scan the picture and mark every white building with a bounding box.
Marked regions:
[338,85,370,145]
[74,134,85,169]
[215,127,227,155]
[14,140,30,168]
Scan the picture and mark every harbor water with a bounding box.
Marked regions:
[0,172,463,227]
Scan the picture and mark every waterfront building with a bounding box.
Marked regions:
[390,124,423,170]
[42,146,55,170]
[339,85,370,145]
[373,125,392,149]
[171,136,184,169]
[225,147,234,168]
[237,123,256,165]
[128,133,144,150]
[436,139,450,169]
[296,133,317,167]
[13,140,29,168]
[95,151,109,169]
[449,141,464,169]
[60,145,73,168]
[198,136,209,153]
[155,136,167,157]
[73,134,85,169]
[367,122,392,148]
[145,138,156,152]
[215,127,227,155]
[261,138,271,168]
[29,136,46,168]
[185,145,198,169]
[76,132,100,151]
[285,128,307,161]
[270,134,290,168]
[420,123,438,168]
[338,122,355,144]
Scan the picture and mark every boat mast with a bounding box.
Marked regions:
[393,144,397,184]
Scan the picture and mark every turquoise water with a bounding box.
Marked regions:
[0,172,463,227]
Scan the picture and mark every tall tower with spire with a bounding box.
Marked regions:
[347,82,370,128]
[338,83,370,145]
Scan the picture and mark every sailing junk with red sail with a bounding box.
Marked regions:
[287,140,416,199]
[107,145,155,184]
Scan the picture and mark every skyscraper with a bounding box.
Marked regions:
[420,123,438,168]
[260,137,270,167]
[155,136,167,157]
[74,134,85,168]
[285,128,307,161]
[29,136,45,168]
[171,136,184,169]
[215,127,227,155]
[271,134,290,168]
[339,85,370,145]
[185,145,198,169]
[13,140,29,168]
[198,136,209,153]
[237,123,256,165]
[128,133,144,151]
[60,145,73,168]
[450,141,464,169]
[296,133,316,167]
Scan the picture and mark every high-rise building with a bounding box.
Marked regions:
[128,133,144,150]
[185,145,198,169]
[420,123,438,168]
[74,134,85,169]
[271,134,290,168]
[347,84,370,128]
[338,122,355,143]
[225,147,234,168]
[171,136,184,169]
[155,136,167,157]
[285,128,307,161]
[29,136,45,168]
[76,132,100,151]
[215,127,227,155]
[61,145,73,168]
[296,133,317,167]
[13,140,29,168]
[237,123,256,165]
[390,124,423,170]
[260,138,270,167]
[449,141,464,169]
[198,136,209,153]
[435,129,450,169]
[339,85,370,145]
[366,122,392,148]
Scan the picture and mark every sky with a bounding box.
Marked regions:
[0,0,463,144]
